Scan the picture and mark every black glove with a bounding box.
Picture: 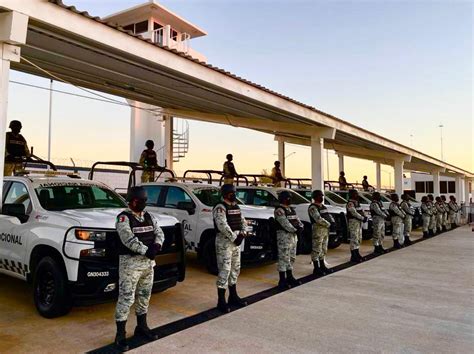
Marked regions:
[362,217,368,223]
[145,244,160,259]
[234,234,244,246]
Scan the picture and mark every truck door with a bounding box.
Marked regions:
[0,182,32,279]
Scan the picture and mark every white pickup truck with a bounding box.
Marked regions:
[0,175,185,318]
[139,182,277,273]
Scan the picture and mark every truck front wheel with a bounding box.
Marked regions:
[33,256,72,318]
[202,239,218,275]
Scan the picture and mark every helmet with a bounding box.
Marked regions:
[427,194,434,201]
[226,154,233,160]
[274,160,281,166]
[311,190,323,200]
[221,184,236,196]
[145,140,154,149]
[435,196,441,202]
[9,120,22,130]
[441,195,446,201]
[127,186,147,202]
[449,195,456,201]
[373,192,381,200]
[401,193,409,200]
[278,190,292,204]
[363,175,367,179]
[390,193,399,202]
[340,171,345,176]
[421,196,428,203]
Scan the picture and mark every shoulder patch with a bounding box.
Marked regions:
[275,208,285,216]
[347,202,354,208]
[117,215,127,223]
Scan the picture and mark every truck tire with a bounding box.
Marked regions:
[33,256,72,318]
[328,233,341,249]
[202,239,218,275]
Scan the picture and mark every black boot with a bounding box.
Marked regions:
[286,270,301,287]
[134,314,159,341]
[217,288,230,313]
[393,239,402,249]
[313,260,324,276]
[423,231,429,239]
[442,225,447,232]
[451,223,457,229]
[356,249,365,261]
[228,284,248,307]
[320,259,333,274]
[350,249,362,263]
[278,271,291,289]
[429,229,434,237]
[404,236,412,246]
[115,321,129,352]
[373,245,383,255]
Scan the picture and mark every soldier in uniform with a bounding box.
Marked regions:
[114,186,163,351]
[270,161,286,187]
[370,192,389,255]
[435,197,445,233]
[339,171,348,190]
[440,195,450,230]
[139,140,158,183]
[389,193,406,249]
[420,196,432,238]
[308,190,333,275]
[223,154,238,185]
[448,195,459,229]
[275,190,304,289]
[427,194,437,236]
[362,176,370,191]
[4,120,30,176]
[213,184,248,313]
[400,193,415,246]
[346,189,367,262]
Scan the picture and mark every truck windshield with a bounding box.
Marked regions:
[325,191,348,204]
[277,189,310,205]
[192,187,244,207]
[35,184,126,211]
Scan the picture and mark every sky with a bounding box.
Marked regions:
[6,0,473,187]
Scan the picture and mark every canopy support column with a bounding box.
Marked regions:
[164,115,174,170]
[394,159,404,195]
[338,154,344,174]
[277,138,285,176]
[432,170,440,196]
[311,136,325,191]
[375,162,382,191]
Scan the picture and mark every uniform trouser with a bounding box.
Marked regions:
[348,219,362,251]
[277,231,297,272]
[3,162,24,176]
[141,171,155,183]
[403,216,413,237]
[429,214,437,231]
[216,236,241,289]
[422,215,431,232]
[449,212,457,225]
[311,226,329,262]
[115,255,154,322]
[372,217,385,247]
[443,213,450,229]
[391,218,404,244]
[436,213,443,230]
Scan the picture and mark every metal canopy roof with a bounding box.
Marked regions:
[1,0,472,178]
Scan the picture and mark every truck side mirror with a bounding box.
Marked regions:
[176,201,196,215]
[2,203,28,223]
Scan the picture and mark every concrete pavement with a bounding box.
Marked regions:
[137,226,474,353]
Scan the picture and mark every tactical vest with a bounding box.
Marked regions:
[223,161,236,178]
[142,150,157,168]
[5,132,27,161]
[370,201,384,217]
[275,206,300,230]
[214,203,242,232]
[346,200,363,220]
[309,203,334,225]
[274,168,283,181]
[421,203,430,215]
[389,202,401,217]
[401,201,413,216]
[429,201,437,214]
[117,211,155,255]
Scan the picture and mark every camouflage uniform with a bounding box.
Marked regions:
[400,200,414,238]
[435,202,445,231]
[370,200,389,247]
[442,201,450,230]
[139,149,158,183]
[346,199,365,250]
[448,200,459,225]
[115,209,164,322]
[308,203,332,262]
[223,161,237,185]
[213,201,246,289]
[275,205,303,272]
[389,202,406,244]
[421,201,432,233]
[428,200,437,233]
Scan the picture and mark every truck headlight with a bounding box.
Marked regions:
[75,229,107,241]
[247,219,258,226]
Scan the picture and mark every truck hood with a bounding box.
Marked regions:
[240,205,274,220]
[54,208,179,229]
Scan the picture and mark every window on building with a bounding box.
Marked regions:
[448,181,455,194]
[426,181,434,194]
[135,20,149,34]
[415,182,425,193]
[440,181,447,194]
[170,29,178,40]
[122,24,134,32]
[153,22,163,30]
